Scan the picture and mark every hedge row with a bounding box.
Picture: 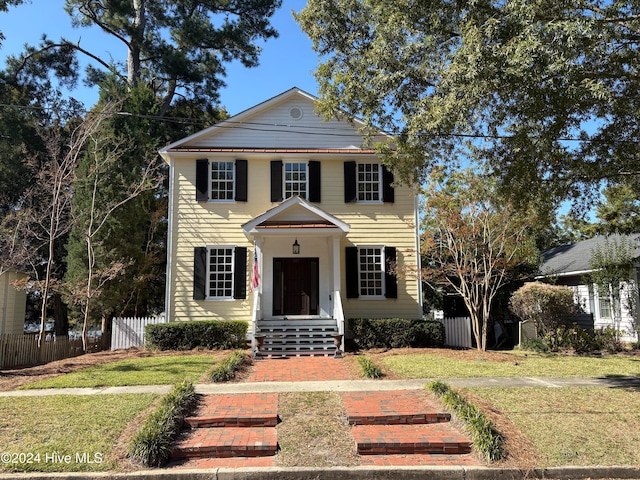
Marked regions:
[348,318,445,349]
[145,320,248,350]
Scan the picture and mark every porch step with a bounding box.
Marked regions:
[256,318,340,357]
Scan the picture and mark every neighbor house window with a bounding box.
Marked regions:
[358,246,384,297]
[207,246,235,298]
[284,162,307,199]
[357,163,381,202]
[210,161,235,201]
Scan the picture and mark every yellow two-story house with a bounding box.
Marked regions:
[159,88,422,355]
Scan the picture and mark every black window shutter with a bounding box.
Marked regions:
[195,159,209,202]
[308,160,321,202]
[344,161,357,203]
[384,246,398,299]
[345,246,359,298]
[233,246,247,299]
[382,165,395,203]
[235,159,248,202]
[193,247,207,300]
[270,160,283,202]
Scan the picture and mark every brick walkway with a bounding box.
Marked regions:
[245,355,356,382]
[171,357,481,469]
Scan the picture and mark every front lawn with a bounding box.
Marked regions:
[466,386,640,467]
[0,394,158,472]
[19,354,220,389]
[380,350,640,378]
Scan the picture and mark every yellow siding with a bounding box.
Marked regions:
[168,154,421,322]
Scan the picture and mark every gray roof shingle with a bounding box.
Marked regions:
[540,233,640,276]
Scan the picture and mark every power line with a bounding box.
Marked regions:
[0,101,636,143]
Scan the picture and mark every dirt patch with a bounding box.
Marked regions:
[0,348,227,391]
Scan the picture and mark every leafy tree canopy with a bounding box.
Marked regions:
[297,0,640,208]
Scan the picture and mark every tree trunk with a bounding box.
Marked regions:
[127,0,146,88]
[52,293,69,337]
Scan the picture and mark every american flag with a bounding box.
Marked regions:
[250,250,260,292]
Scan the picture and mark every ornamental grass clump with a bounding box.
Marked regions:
[356,355,383,378]
[129,381,197,467]
[209,350,247,382]
[427,381,504,462]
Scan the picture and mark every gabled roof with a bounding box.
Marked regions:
[540,233,640,277]
[242,196,350,234]
[158,87,391,157]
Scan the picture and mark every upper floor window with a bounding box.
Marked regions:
[271,160,321,203]
[344,161,394,204]
[196,159,247,203]
[284,162,307,199]
[211,161,234,201]
[357,163,381,202]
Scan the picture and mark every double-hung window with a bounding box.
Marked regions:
[271,160,321,202]
[207,246,234,299]
[358,246,384,297]
[210,161,234,201]
[195,159,248,202]
[193,246,247,300]
[344,161,394,203]
[284,162,307,199]
[357,163,381,202]
[345,245,397,299]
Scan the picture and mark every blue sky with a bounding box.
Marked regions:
[0,0,319,115]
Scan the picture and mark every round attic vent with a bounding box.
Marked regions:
[289,106,303,120]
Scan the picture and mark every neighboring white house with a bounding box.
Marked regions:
[540,234,640,342]
[0,270,26,335]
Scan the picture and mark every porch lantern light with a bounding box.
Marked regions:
[292,239,300,255]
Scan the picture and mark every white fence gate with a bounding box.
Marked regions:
[440,317,473,349]
[111,316,165,350]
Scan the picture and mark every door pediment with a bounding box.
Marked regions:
[242,196,350,235]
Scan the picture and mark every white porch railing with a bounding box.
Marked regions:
[333,290,345,350]
[250,291,261,354]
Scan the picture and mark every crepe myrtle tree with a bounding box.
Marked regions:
[421,169,539,351]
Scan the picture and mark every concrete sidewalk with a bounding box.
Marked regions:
[1,375,638,396]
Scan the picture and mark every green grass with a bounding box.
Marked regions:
[0,394,157,472]
[468,386,640,467]
[381,351,640,378]
[19,355,217,389]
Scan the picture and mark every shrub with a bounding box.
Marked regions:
[427,381,504,462]
[145,320,248,350]
[544,324,626,353]
[348,318,445,349]
[518,338,549,353]
[129,381,197,467]
[356,355,383,378]
[210,350,247,382]
[509,282,577,336]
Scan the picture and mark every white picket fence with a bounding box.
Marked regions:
[111,316,165,350]
[439,317,473,349]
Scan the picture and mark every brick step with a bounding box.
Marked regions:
[341,390,451,425]
[172,426,278,459]
[353,423,472,456]
[184,393,278,428]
